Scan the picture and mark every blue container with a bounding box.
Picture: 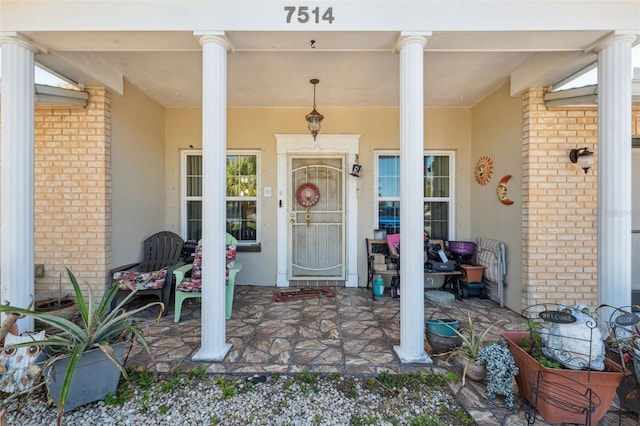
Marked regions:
[425,318,458,336]
[373,275,385,297]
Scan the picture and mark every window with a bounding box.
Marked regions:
[182,151,259,243]
[375,151,454,240]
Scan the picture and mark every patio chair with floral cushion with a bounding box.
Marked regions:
[111,231,184,315]
[172,233,243,322]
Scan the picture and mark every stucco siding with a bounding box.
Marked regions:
[111,81,166,267]
[470,82,523,312]
[165,107,473,286]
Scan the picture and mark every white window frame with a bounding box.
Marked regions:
[180,149,261,244]
[374,150,455,240]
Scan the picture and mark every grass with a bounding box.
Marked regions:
[350,414,379,425]
[215,376,237,400]
[104,369,154,406]
[160,376,182,392]
[296,371,319,385]
[343,379,359,399]
[295,371,319,394]
[187,365,208,382]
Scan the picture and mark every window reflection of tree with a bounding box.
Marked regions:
[226,155,257,241]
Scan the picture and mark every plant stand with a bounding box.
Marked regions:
[45,342,126,412]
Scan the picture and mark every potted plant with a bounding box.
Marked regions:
[35,271,77,329]
[0,268,163,425]
[438,313,505,385]
[501,304,625,425]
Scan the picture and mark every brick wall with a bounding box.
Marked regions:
[34,87,111,300]
[522,87,640,309]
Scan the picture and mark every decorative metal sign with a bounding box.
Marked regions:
[539,310,576,323]
[614,312,640,326]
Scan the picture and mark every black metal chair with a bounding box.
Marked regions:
[110,231,184,315]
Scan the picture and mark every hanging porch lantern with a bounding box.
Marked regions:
[305,79,324,141]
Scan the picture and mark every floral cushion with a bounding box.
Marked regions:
[113,269,167,291]
[177,242,236,293]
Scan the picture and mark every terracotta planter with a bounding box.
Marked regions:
[464,357,486,382]
[35,297,77,330]
[502,331,624,425]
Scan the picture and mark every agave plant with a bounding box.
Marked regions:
[0,267,163,425]
[439,313,505,385]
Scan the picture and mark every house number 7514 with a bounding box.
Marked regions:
[284,6,335,24]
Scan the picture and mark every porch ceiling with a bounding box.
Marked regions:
[24,29,613,108]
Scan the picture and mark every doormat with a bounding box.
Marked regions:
[273,287,336,302]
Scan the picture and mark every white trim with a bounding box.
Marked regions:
[276,134,360,287]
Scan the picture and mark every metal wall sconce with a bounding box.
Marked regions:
[305,79,324,141]
[569,147,595,174]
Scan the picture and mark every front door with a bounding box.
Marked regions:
[276,134,360,288]
[289,157,345,282]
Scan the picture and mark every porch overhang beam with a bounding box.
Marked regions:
[543,85,597,108]
[34,84,89,106]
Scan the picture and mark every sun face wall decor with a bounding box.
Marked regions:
[474,156,494,185]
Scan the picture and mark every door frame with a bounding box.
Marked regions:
[276,134,360,287]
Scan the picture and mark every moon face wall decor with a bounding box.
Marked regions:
[497,175,514,205]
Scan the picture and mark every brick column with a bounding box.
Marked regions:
[394,32,432,364]
[193,31,232,361]
[0,34,38,332]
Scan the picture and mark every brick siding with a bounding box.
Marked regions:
[34,87,111,300]
[522,87,640,309]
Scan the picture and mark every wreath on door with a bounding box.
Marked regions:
[296,183,320,207]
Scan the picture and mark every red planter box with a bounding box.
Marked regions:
[502,331,624,425]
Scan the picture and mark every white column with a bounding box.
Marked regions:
[0,35,38,333]
[394,32,432,364]
[595,34,636,310]
[193,31,232,361]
